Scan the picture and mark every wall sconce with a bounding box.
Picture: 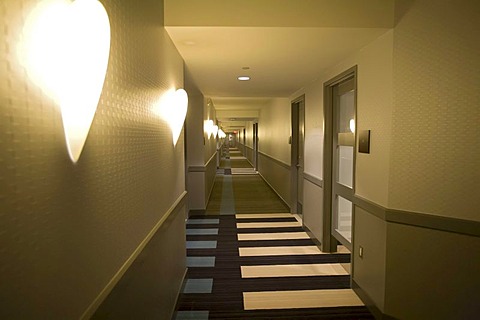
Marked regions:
[157,88,188,146]
[18,0,111,163]
[204,119,214,138]
[212,125,219,138]
[218,129,226,139]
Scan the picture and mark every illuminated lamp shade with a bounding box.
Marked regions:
[157,89,189,146]
[204,119,214,138]
[18,0,111,163]
[218,128,226,139]
[212,125,219,138]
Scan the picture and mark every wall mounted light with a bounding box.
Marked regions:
[349,119,356,134]
[212,125,219,138]
[218,129,226,139]
[157,88,188,146]
[204,119,214,138]
[18,0,111,163]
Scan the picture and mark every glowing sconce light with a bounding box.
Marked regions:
[18,0,111,163]
[218,129,226,139]
[204,119,214,138]
[212,125,219,138]
[157,88,189,146]
[349,119,356,133]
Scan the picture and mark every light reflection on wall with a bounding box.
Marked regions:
[156,88,188,146]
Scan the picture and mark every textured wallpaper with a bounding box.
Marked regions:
[389,0,480,220]
[0,0,185,318]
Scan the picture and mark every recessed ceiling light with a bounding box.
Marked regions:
[238,76,250,81]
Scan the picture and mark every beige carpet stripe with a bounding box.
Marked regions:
[241,263,348,278]
[237,232,310,241]
[237,221,301,229]
[239,246,322,256]
[236,213,294,219]
[243,289,363,310]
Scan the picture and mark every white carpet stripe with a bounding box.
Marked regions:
[241,263,348,278]
[239,246,322,256]
[237,232,310,241]
[243,289,363,310]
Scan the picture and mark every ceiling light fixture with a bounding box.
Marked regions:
[238,76,250,81]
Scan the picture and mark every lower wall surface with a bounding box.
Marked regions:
[302,179,323,242]
[353,203,480,320]
[257,152,291,207]
[91,201,187,319]
[384,223,480,320]
[353,207,386,312]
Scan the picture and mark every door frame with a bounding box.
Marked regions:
[322,66,357,253]
[253,122,259,170]
[290,94,305,215]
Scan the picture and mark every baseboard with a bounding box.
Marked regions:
[80,191,187,320]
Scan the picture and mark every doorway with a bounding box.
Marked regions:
[291,95,305,216]
[323,67,357,253]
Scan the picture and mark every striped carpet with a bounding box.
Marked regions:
[175,147,373,319]
[175,214,373,319]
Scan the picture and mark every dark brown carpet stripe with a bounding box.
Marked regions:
[209,307,374,319]
[239,276,352,292]
[235,217,298,223]
[239,254,351,266]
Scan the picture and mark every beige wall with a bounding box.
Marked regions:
[258,98,291,165]
[185,87,218,210]
[0,0,186,318]
[185,68,204,167]
[389,0,480,220]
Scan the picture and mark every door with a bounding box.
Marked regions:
[331,78,355,250]
[322,66,357,253]
[291,96,305,216]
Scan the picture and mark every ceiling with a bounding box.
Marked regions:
[164,0,394,131]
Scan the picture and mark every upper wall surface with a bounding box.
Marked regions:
[389,0,480,220]
[0,0,185,318]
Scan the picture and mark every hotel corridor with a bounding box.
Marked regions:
[174,148,373,319]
